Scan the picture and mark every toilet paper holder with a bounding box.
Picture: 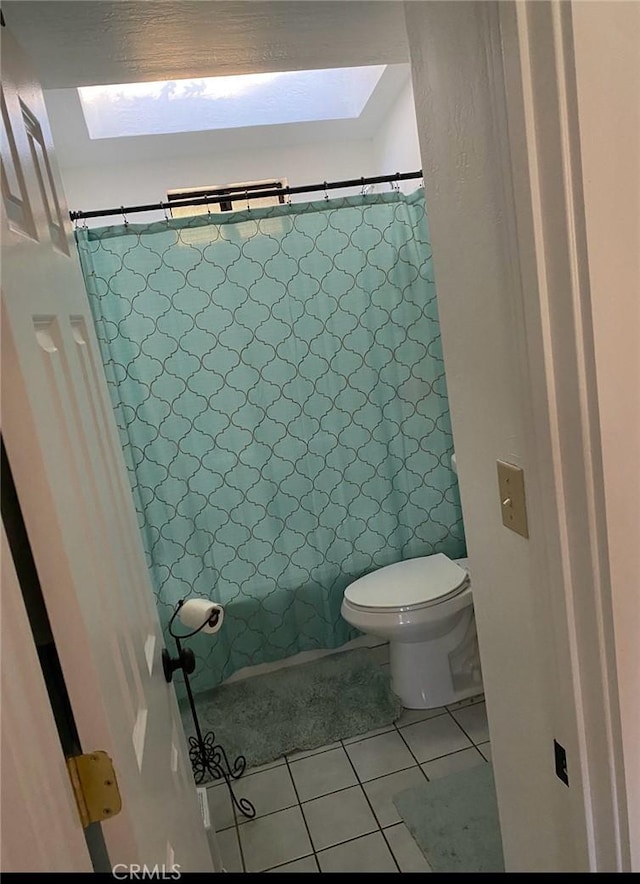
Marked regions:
[162,598,256,820]
[162,599,221,683]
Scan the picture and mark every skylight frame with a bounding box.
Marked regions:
[77,66,387,140]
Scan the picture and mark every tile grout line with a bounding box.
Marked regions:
[218,775,408,833]
[263,828,402,874]
[202,771,245,871]
[212,700,488,870]
[342,725,398,747]
[340,737,402,873]
[392,720,432,780]
[214,742,493,836]
[214,742,495,837]
[286,743,344,765]
[216,763,422,833]
[239,703,467,780]
[262,852,317,874]
[230,796,247,873]
[396,709,448,729]
[445,706,490,756]
[318,828,401,870]
[283,752,320,871]
[283,722,398,767]
[377,820,403,872]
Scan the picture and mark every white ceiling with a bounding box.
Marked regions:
[4,1,409,88]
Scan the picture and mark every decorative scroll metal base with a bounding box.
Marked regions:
[188,730,256,819]
[163,617,256,820]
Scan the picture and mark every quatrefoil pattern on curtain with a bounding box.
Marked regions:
[77,189,466,697]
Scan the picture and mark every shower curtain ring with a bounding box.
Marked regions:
[323,181,329,201]
[360,177,366,196]
[121,206,128,226]
[161,201,169,221]
[245,189,251,212]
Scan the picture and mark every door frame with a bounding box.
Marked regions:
[498,0,629,869]
[408,0,628,870]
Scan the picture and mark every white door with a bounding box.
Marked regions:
[1,26,214,872]
[0,521,92,872]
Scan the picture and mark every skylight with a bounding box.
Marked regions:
[78,66,387,139]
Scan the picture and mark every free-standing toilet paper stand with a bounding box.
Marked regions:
[162,599,256,819]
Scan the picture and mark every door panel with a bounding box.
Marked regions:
[1,26,213,871]
[0,523,92,872]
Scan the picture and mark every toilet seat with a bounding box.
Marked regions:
[344,553,469,613]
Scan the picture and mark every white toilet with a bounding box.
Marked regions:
[341,554,483,709]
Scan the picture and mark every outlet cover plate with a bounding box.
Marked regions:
[497,460,529,538]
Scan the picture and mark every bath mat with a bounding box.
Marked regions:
[179,648,402,783]
[393,762,504,872]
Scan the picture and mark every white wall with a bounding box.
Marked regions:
[46,68,421,225]
[57,137,380,224]
[405,1,587,871]
[572,0,640,869]
[371,76,422,188]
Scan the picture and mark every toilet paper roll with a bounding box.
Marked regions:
[178,598,224,634]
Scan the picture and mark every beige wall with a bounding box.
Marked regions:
[572,0,640,869]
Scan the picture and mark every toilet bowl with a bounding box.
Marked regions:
[341,553,483,709]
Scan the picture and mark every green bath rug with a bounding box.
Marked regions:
[179,647,402,782]
[393,762,504,873]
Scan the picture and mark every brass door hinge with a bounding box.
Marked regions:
[66,751,122,828]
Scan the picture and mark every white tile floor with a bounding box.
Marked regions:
[207,648,490,873]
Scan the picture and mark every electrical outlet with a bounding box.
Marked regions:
[554,739,569,786]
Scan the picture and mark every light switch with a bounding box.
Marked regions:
[497,460,529,538]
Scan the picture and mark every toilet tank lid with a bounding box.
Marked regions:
[344,554,469,610]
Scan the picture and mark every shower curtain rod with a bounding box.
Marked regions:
[68,170,423,222]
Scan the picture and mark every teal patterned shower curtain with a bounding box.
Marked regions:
[77,188,466,695]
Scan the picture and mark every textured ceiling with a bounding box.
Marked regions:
[3,1,409,88]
